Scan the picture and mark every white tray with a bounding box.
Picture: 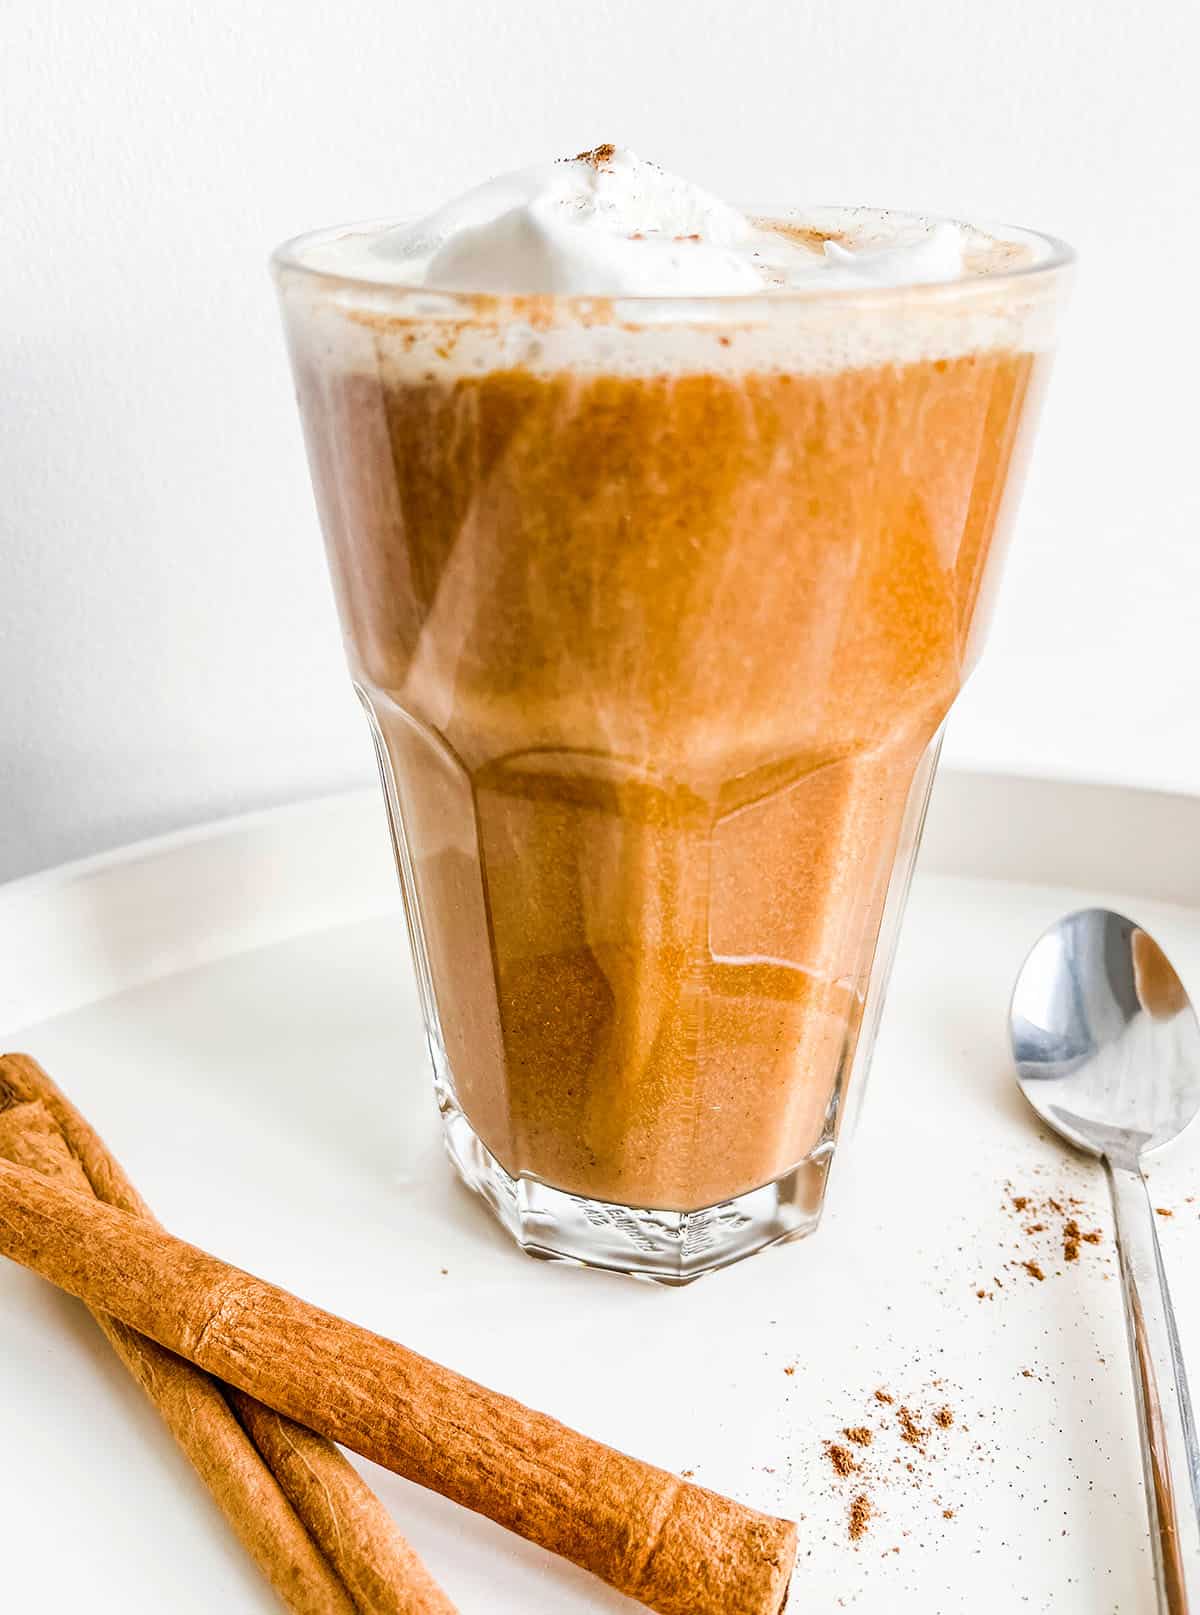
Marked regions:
[2,771,1198,1614]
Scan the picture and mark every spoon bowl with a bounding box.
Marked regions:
[1010,906,1200,1165]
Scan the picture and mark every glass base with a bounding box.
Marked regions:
[435,1064,832,1286]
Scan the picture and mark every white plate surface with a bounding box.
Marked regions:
[2,772,1199,1614]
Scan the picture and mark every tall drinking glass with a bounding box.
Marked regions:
[273,209,1071,1282]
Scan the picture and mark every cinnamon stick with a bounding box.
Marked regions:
[0,1150,797,1615]
[0,1054,454,1615]
[231,1393,455,1615]
[0,1094,353,1615]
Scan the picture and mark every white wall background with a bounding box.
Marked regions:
[2,1,1197,880]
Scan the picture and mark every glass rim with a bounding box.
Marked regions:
[271,205,1075,314]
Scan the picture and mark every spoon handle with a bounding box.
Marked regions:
[1106,1158,1200,1615]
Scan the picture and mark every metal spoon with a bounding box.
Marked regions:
[1011,907,1200,1613]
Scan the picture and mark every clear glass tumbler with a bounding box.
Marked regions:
[273,210,1071,1283]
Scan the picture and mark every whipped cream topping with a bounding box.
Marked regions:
[301,145,978,296]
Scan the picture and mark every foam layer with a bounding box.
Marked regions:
[282,268,1062,383]
[278,159,1065,376]
[296,146,1046,295]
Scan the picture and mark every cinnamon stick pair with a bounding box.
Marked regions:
[0,1053,797,1615]
[0,1054,453,1615]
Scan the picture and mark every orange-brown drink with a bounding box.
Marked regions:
[274,148,1070,1280]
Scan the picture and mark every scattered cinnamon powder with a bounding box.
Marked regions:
[783,1365,796,1376]
[897,1407,927,1448]
[823,1385,966,1534]
[942,1508,954,1519]
[1005,1192,1106,1287]
[572,143,616,166]
[1156,1207,1173,1218]
[1063,1216,1104,1261]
